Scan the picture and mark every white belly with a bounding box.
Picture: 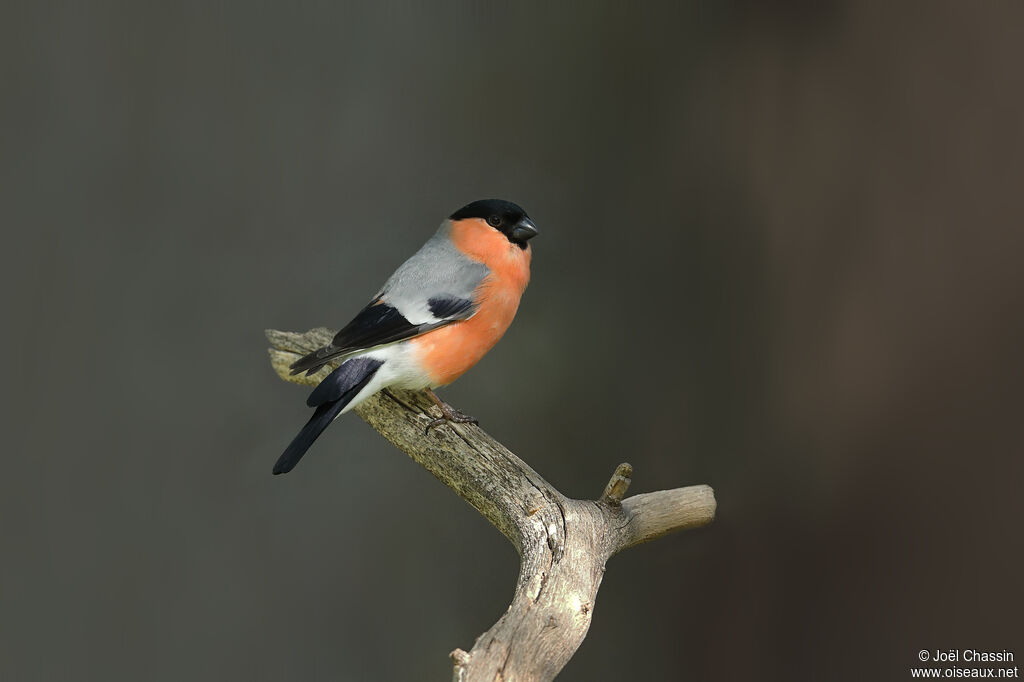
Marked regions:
[334,342,434,418]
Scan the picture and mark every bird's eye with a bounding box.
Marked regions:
[487,215,502,228]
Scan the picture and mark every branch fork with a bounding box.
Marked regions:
[267,328,716,682]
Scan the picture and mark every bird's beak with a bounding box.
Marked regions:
[510,217,539,242]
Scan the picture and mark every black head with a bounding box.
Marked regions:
[450,199,539,249]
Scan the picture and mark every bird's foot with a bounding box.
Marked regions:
[424,388,479,434]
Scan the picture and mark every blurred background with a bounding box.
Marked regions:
[2,1,1022,680]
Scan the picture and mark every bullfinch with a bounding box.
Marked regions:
[274,199,539,475]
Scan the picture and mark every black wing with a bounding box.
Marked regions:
[427,295,476,319]
[288,296,476,376]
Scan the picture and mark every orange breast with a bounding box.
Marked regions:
[411,218,532,386]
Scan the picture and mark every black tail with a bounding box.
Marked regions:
[273,400,347,475]
[273,357,383,474]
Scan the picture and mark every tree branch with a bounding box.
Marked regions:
[266,328,717,681]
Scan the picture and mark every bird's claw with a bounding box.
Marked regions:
[424,410,479,434]
[422,388,479,434]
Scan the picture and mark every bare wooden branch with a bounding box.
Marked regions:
[618,486,718,553]
[267,328,717,681]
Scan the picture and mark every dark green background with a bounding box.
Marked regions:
[3,2,1022,680]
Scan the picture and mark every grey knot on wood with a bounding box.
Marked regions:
[267,328,717,681]
[600,462,633,505]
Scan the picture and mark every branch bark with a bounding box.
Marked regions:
[267,328,717,682]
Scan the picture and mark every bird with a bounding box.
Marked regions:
[273,199,539,475]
